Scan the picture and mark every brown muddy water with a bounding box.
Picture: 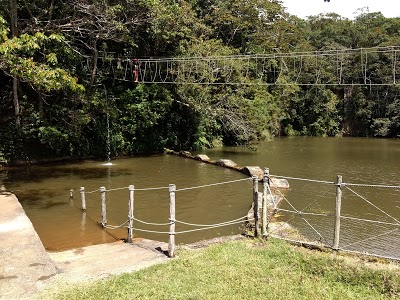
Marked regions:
[1,137,400,258]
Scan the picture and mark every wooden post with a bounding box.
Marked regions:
[252,175,259,237]
[100,186,107,226]
[69,189,74,207]
[262,168,270,238]
[333,175,342,250]
[127,185,134,243]
[168,184,176,258]
[80,187,86,211]
[81,211,86,230]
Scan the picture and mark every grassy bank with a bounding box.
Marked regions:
[46,238,399,300]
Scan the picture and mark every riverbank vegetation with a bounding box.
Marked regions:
[1,1,400,163]
[46,238,399,299]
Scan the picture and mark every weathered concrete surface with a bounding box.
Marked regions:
[48,239,169,284]
[242,166,264,180]
[0,192,58,300]
[194,154,210,162]
[0,192,171,298]
[215,159,238,168]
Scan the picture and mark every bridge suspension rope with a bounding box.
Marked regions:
[98,46,400,86]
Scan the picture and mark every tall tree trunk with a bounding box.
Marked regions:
[90,39,98,87]
[38,92,44,118]
[342,85,353,135]
[10,0,20,127]
[12,77,20,126]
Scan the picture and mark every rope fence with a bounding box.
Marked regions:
[267,173,400,261]
[71,170,400,261]
[74,177,255,257]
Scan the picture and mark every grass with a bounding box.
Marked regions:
[45,238,399,300]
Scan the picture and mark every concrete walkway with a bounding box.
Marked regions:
[0,193,169,300]
[48,239,169,284]
[0,192,58,300]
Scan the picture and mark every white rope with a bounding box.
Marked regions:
[103,186,169,192]
[340,228,399,250]
[103,220,129,229]
[131,228,170,234]
[266,183,277,208]
[341,215,400,227]
[175,177,252,192]
[270,174,335,185]
[275,208,329,217]
[133,217,172,226]
[175,215,248,227]
[342,183,400,189]
[85,189,100,194]
[345,186,400,225]
[174,219,246,234]
[105,187,128,192]
[270,181,331,246]
[133,186,169,191]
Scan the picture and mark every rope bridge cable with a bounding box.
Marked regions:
[125,46,400,86]
[344,186,400,225]
[175,177,252,192]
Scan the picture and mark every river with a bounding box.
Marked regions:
[1,137,400,258]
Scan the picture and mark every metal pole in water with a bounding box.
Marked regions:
[333,175,342,250]
[128,185,134,243]
[168,184,176,258]
[100,186,107,227]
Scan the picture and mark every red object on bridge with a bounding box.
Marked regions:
[133,58,139,83]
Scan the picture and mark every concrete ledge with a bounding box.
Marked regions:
[165,149,290,189]
[0,192,58,299]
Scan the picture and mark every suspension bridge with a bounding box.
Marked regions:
[98,46,400,86]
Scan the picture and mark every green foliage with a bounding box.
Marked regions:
[1,1,400,163]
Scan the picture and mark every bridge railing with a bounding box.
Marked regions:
[98,46,400,86]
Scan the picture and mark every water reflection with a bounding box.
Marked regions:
[2,137,400,258]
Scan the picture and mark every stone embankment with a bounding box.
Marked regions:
[165,149,290,226]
